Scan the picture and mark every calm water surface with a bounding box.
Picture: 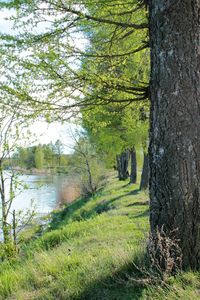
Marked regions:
[0,173,66,240]
[3,174,66,218]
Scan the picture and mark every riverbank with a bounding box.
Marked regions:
[0,174,199,299]
[12,166,64,175]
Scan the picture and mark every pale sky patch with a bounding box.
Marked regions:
[30,121,79,154]
[0,9,15,34]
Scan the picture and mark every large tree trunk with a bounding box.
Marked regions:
[140,152,149,190]
[149,0,200,269]
[116,150,130,180]
[130,147,137,184]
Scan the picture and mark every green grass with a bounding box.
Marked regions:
[0,173,200,299]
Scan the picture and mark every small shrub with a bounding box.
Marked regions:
[0,242,18,261]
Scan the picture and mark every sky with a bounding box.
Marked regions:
[0,7,81,154]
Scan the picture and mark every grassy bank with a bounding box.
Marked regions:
[0,174,200,299]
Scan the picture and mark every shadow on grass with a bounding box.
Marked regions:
[132,210,150,219]
[48,188,146,231]
[126,201,149,207]
[128,189,140,196]
[48,196,117,231]
[49,195,91,230]
[72,253,150,300]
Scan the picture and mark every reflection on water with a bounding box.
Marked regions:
[1,174,66,220]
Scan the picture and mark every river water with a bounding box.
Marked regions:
[1,173,66,220]
[0,173,72,241]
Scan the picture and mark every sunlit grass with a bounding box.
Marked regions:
[0,173,199,299]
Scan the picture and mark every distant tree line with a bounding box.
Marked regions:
[5,140,70,173]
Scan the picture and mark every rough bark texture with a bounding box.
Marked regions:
[116,150,130,180]
[140,153,149,190]
[149,0,200,269]
[130,147,137,184]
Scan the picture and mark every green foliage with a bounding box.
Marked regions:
[0,0,150,175]
[77,1,150,165]
[0,242,17,262]
[13,146,36,169]
[34,145,44,169]
[12,141,69,172]
[82,100,149,167]
[0,0,149,120]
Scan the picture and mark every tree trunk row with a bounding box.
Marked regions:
[116,150,130,180]
[140,153,149,190]
[130,147,137,184]
[116,149,149,189]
